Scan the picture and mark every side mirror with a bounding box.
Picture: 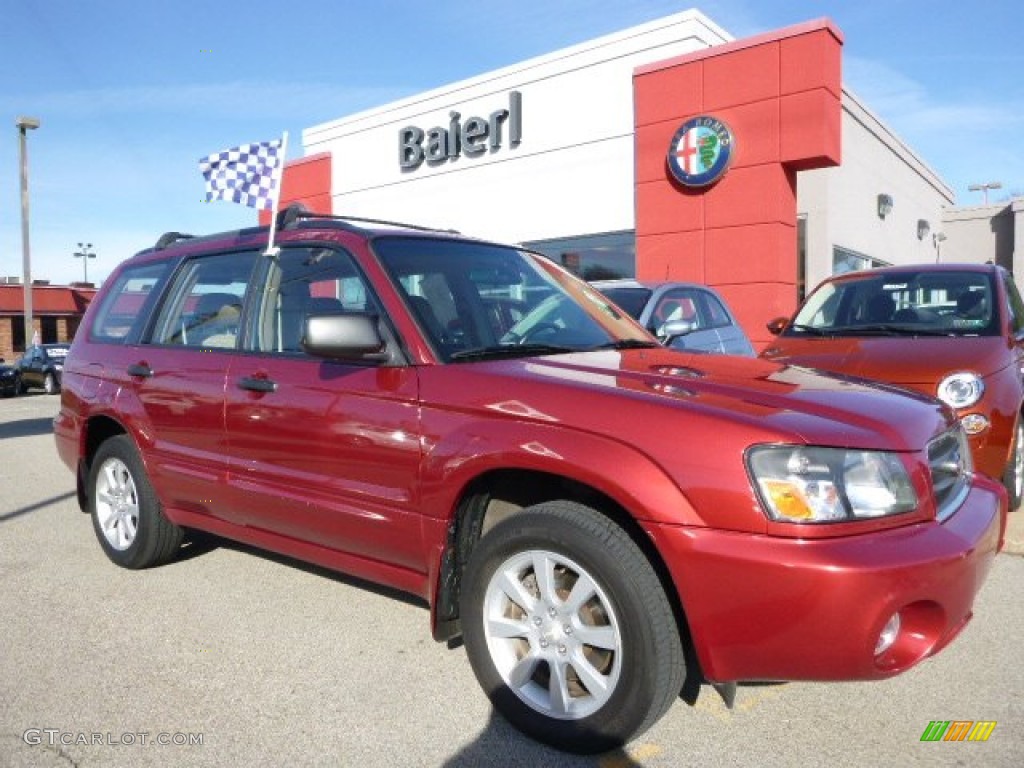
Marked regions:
[660,319,697,344]
[766,317,789,335]
[302,313,389,362]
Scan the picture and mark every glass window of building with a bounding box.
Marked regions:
[523,231,636,281]
[832,245,890,275]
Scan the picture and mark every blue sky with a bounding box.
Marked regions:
[2,0,1022,286]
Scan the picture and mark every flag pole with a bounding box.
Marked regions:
[263,131,289,257]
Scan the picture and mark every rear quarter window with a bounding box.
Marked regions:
[89,262,172,344]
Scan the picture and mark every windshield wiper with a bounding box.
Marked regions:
[845,324,954,337]
[449,343,577,361]
[786,323,832,336]
[792,323,952,337]
[588,339,662,350]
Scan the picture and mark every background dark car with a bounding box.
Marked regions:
[0,358,20,397]
[17,343,70,394]
[591,279,755,355]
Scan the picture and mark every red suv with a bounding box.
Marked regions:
[55,212,1005,754]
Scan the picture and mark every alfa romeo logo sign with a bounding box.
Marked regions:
[667,116,734,187]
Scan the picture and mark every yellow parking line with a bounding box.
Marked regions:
[692,686,785,722]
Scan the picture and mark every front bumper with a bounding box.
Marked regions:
[646,475,1005,683]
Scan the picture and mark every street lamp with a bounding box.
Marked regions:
[74,242,96,284]
[17,116,40,349]
[968,181,1002,204]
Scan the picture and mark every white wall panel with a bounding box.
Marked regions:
[302,10,731,240]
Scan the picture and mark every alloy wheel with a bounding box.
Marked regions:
[481,549,622,720]
[94,457,140,551]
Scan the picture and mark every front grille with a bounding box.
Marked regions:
[928,427,972,521]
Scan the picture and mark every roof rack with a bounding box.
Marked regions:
[154,231,195,250]
[137,206,461,260]
[135,226,264,258]
[277,203,459,235]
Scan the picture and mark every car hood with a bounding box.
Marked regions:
[425,347,953,453]
[760,335,1011,385]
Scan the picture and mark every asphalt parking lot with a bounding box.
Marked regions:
[1,393,1022,767]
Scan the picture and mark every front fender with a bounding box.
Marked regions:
[417,414,702,527]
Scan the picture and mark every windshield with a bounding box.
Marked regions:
[786,269,999,338]
[595,287,652,321]
[372,237,652,362]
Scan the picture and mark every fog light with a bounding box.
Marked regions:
[960,414,989,435]
[875,613,901,656]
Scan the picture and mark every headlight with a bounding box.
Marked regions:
[936,372,984,409]
[747,445,918,523]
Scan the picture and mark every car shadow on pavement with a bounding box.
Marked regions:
[0,417,55,440]
[0,491,76,523]
[442,710,645,768]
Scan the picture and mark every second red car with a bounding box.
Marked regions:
[763,262,1024,508]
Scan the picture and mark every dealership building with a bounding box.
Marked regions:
[266,9,1020,349]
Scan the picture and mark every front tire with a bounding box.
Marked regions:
[460,501,685,754]
[1003,419,1024,511]
[44,372,57,394]
[88,435,183,569]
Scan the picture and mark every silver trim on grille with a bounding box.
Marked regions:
[928,427,972,522]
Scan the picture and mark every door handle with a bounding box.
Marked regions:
[127,363,153,378]
[237,376,277,393]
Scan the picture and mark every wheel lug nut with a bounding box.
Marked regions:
[532,616,542,627]
[548,607,557,618]
[540,639,549,648]
[563,624,572,634]
[558,644,567,654]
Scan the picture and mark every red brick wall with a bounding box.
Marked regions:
[0,317,13,361]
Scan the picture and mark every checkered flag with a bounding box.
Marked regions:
[199,138,284,211]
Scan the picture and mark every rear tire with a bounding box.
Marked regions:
[1002,419,1023,511]
[44,372,57,395]
[460,501,685,754]
[88,435,183,569]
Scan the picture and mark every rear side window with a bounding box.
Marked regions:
[700,290,732,328]
[89,262,171,344]
[150,251,258,349]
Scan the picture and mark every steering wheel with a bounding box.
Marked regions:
[518,322,563,344]
[500,322,562,345]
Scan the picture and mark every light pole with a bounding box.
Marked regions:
[74,242,96,284]
[968,181,1002,205]
[17,116,40,349]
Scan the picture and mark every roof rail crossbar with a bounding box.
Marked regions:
[276,203,459,234]
[326,214,460,234]
[154,231,195,250]
[276,202,311,230]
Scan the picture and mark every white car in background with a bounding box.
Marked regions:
[592,279,755,356]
